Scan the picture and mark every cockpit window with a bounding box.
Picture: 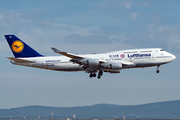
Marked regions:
[160,49,164,51]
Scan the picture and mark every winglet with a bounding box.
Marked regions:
[51,47,64,53]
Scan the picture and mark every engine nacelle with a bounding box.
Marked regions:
[102,62,122,70]
[80,58,99,66]
[109,63,122,70]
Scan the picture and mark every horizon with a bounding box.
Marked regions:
[6,99,180,109]
[1,100,180,119]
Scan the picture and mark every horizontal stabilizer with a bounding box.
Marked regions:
[7,57,34,63]
[51,47,83,59]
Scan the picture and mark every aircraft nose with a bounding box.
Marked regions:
[172,54,176,60]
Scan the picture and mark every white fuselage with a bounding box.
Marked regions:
[11,48,176,73]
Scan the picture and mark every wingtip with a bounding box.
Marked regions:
[6,57,12,59]
[51,47,55,51]
[51,47,61,53]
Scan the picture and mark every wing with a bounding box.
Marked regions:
[51,47,104,73]
[7,57,34,63]
[51,47,83,59]
[51,47,136,73]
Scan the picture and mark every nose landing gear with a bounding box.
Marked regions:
[156,65,160,73]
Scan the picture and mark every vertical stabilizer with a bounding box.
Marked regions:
[5,35,42,58]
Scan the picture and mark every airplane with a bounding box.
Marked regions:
[5,34,176,79]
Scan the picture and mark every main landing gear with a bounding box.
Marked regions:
[89,73,96,78]
[97,71,103,79]
[89,71,103,79]
[156,65,160,73]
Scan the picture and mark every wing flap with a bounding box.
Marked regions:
[7,57,34,63]
[85,66,99,73]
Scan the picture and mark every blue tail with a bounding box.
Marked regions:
[5,35,43,58]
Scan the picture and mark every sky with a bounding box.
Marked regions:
[0,0,180,109]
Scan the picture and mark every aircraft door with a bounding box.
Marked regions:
[151,50,156,61]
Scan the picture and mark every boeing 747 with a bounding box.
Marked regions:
[5,35,176,79]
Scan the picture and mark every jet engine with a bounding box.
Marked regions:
[101,62,122,70]
[80,58,99,66]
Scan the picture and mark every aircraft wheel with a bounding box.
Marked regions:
[156,70,160,73]
[99,71,103,76]
[97,73,102,79]
[93,73,96,77]
[89,74,93,78]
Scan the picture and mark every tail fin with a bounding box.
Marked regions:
[5,35,43,58]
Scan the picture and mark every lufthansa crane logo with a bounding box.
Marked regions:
[12,40,24,53]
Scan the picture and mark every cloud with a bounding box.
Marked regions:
[131,12,137,20]
[0,11,21,28]
[123,24,180,54]
[64,34,111,44]
[2,10,179,56]
[1,5,180,56]
[98,0,152,10]
[97,0,133,9]
[0,11,133,53]
[158,26,178,32]
[150,34,154,39]
[123,2,132,9]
